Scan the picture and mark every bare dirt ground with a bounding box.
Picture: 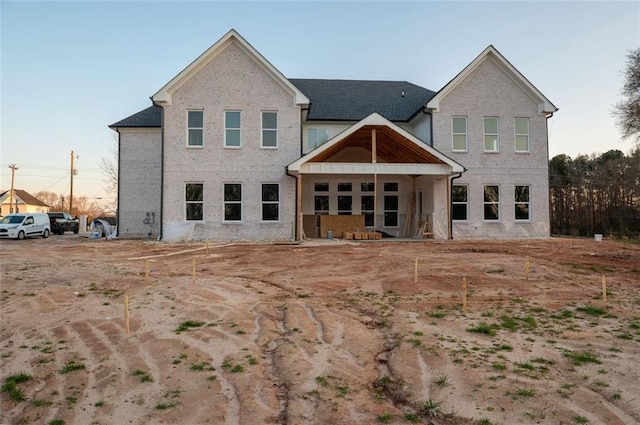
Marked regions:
[1,236,639,425]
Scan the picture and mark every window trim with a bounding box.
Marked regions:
[185,182,204,221]
[452,184,469,221]
[261,183,280,222]
[514,117,530,153]
[514,184,531,221]
[224,110,242,148]
[483,184,500,221]
[483,117,499,153]
[223,182,242,222]
[452,116,468,152]
[187,110,204,148]
[261,111,278,149]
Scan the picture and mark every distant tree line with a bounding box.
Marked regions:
[35,191,115,224]
[549,149,640,238]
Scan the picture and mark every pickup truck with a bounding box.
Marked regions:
[47,212,80,235]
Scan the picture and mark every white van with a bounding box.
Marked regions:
[0,213,51,240]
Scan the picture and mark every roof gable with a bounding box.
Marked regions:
[288,113,464,173]
[290,79,435,122]
[0,189,49,207]
[427,45,557,115]
[152,29,309,107]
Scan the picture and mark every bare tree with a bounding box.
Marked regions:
[100,135,118,195]
[614,48,640,144]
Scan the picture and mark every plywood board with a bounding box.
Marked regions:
[319,215,365,238]
[302,214,317,239]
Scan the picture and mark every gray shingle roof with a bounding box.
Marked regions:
[110,80,436,127]
[109,106,161,128]
[290,79,436,122]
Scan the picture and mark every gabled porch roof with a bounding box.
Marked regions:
[287,113,465,175]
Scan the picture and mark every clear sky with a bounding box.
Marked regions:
[1,1,638,201]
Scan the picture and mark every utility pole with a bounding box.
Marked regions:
[8,164,18,214]
[69,151,78,215]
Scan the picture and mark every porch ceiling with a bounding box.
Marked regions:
[308,125,445,164]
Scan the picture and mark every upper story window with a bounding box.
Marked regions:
[452,185,468,221]
[515,118,530,152]
[452,117,467,152]
[262,112,277,148]
[483,185,500,221]
[484,117,499,152]
[185,183,203,221]
[187,111,203,147]
[308,128,329,151]
[225,111,241,148]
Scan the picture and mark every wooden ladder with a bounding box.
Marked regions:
[417,221,434,239]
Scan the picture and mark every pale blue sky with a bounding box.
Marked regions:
[1,1,638,200]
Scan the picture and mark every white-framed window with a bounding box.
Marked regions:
[383,182,398,227]
[261,183,279,221]
[452,116,467,152]
[452,185,468,221]
[515,118,529,152]
[308,128,329,151]
[185,183,203,221]
[361,182,375,227]
[515,185,530,221]
[223,183,242,221]
[337,182,352,215]
[483,185,500,221]
[314,182,329,230]
[262,112,277,148]
[225,111,241,148]
[484,117,499,152]
[187,110,203,147]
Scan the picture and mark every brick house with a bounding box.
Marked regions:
[110,29,556,241]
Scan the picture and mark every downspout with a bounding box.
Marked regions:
[159,106,164,240]
[449,172,463,240]
[115,128,121,237]
[151,103,165,241]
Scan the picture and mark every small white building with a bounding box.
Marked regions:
[110,29,557,241]
[0,189,49,217]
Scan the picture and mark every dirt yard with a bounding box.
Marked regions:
[1,237,639,425]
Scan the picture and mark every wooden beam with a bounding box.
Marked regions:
[372,127,377,164]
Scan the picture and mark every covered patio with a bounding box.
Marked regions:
[287,113,465,240]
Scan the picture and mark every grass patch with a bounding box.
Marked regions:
[1,372,32,402]
[467,322,499,336]
[376,412,393,423]
[32,398,54,407]
[434,374,450,387]
[428,309,447,319]
[175,320,205,333]
[563,350,601,366]
[576,306,607,317]
[59,360,85,374]
[373,375,410,404]
[155,400,178,410]
[132,369,153,382]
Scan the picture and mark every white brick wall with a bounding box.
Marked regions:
[432,57,550,238]
[118,128,162,238]
[162,41,302,240]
